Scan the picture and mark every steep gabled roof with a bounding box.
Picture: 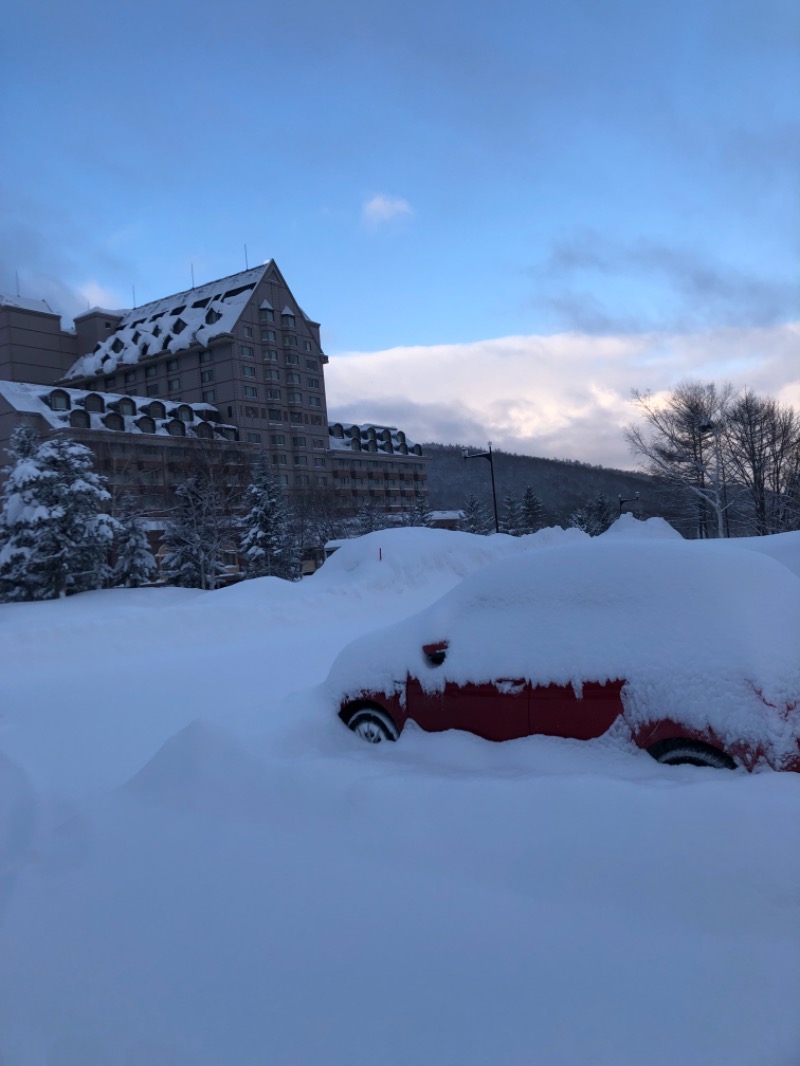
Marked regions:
[65,264,272,380]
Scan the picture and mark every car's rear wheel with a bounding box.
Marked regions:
[648,738,736,769]
[344,706,399,743]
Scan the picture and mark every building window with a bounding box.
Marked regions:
[263,349,278,362]
[265,368,280,381]
[314,457,326,467]
[282,312,295,328]
[309,396,322,407]
[69,410,90,429]
[261,329,276,342]
[125,371,137,384]
[243,385,258,398]
[268,408,282,421]
[306,359,317,370]
[311,415,322,425]
[288,391,302,404]
[316,476,328,486]
[202,389,216,403]
[286,372,301,385]
[272,454,288,465]
[285,353,299,366]
[292,435,307,447]
[271,433,285,445]
[241,345,255,359]
[266,388,281,400]
[294,455,308,466]
[242,365,256,378]
[167,359,179,372]
[243,325,253,338]
[307,377,319,388]
[106,376,117,388]
[283,335,297,347]
[146,383,160,396]
[246,432,261,443]
[260,308,274,323]
[312,438,324,448]
[201,369,215,383]
[200,350,213,363]
[290,412,303,424]
[278,474,289,486]
[168,378,181,392]
[118,398,136,416]
[244,405,258,418]
[145,366,158,379]
[304,341,312,352]
[295,474,310,487]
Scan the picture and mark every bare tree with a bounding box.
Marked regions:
[627,382,735,538]
[725,390,800,535]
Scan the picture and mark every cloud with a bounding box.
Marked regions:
[528,231,799,335]
[326,323,800,470]
[360,194,414,230]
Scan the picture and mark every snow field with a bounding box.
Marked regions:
[1,522,799,1065]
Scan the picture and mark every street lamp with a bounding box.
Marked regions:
[618,491,640,516]
[462,442,500,533]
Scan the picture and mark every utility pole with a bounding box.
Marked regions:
[463,442,499,533]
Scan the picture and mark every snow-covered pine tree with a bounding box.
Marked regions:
[161,471,231,590]
[462,493,489,534]
[569,491,615,536]
[501,491,522,536]
[0,429,117,601]
[354,500,385,536]
[112,504,158,588]
[405,492,432,528]
[520,485,545,534]
[239,457,299,581]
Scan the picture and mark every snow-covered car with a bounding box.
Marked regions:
[326,539,800,772]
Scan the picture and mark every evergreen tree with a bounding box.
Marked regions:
[501,491,522,536]
[112,505,158,588]
[161,471,232,590]
[520,485,545,534]
[462,493,489,534]
[569,491,615,536]
[0,430,117,601]
[405,492,432,527]
[239,457,299,580]
[354,501,385,536]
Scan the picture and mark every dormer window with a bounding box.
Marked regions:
[173,318,187,335]
[49,390,70,411]
[69,410,90,429]
[118,398,136,417]
[282,309,295,328]
[111,338,124,354]
[84,393,105,413]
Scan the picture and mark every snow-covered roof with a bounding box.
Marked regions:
[65,264,273,381]
[328,421,424,457]
[0,380,238,443]
[0,294,56,314]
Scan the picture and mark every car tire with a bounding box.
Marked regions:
[648,738,736,770]
[344,706,399,744]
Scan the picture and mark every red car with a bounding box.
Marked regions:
[328,540,800,772]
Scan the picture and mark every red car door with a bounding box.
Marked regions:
[407,677,531,742]
[528,680,625,740]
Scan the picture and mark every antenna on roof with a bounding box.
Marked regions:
[132,285,136,308]
[191,263,195,288]
[15,271,20,297]
[244,244,249,269]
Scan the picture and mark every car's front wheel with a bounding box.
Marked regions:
[343,706,399,743]
[648,738,735,769]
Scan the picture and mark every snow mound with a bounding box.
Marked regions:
[309,526,575,596]
[600,513,683,539]
[125,720,274,817]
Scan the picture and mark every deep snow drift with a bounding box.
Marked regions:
[1,520,799,1066]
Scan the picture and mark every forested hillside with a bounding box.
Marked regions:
[423,442,654,527]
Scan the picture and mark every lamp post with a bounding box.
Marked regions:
[618,491,640,516]
[462,442,500,533]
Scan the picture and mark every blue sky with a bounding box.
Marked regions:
[2,0,798,467]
